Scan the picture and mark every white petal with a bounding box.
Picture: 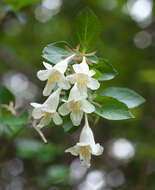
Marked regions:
[73,64,82,74]
[58,75,70,90]
[37,70,49,81]
[37,115,52,128]
[31,103,42,108]
[43,62,53,70]
[43,88,60,112]
[92,144,104,156]
[68,84,81,101]
[32,108,44,119]
[76,142,91,146]
[66,74,76,84]
[53,112,62,125]
[88,70,96,77]
[73,56,89,74]
[80,152,91,168]
[58,102,71,116]
[53,54,74,74]
[79,115,96,146]
[43,81,55,96]
[65,145,78,156]
[80,115,104,156]
[87,78,100,90]
[77,85,88,98]
[80,57,89,73]
[70,111,83,126]
[54,61,68,73]
[81,100,95,113]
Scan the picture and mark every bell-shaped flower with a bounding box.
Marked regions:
[65,114,103,168]
[58,84,95,126]
[67,56,100,96]
[31,88,62,128]
[37,54,74,96]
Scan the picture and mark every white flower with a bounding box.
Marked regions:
[37,55,74,96]
[67,56,100,96]
[65,114,103,168]
[58,84,95,126]
[31,88,62,128]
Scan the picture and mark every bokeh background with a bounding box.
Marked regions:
[0,0,155,189]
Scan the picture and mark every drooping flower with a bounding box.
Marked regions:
[58,84,95,126]
[31,88,62,128]
[37,54,74,96]
[67,56,100,96]
[65,114,103,168]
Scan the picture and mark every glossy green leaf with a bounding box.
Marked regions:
[101,87,145,109]
[88,55,99,64]
[2,0,41,11]
[72,8,101,52]
[42,41,72,64]
[0,84,15,105]
[94,96,134,120]
[93,58,118,81]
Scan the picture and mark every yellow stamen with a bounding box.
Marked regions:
[48,71,61,84]
[76,73,88,87]
[77,146,91,161]
[70,101,82,115]
[44,112,53,120]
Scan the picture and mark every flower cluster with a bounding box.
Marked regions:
[31,53,103,167]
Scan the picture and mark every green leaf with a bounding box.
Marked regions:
[42,41,72,64]
[16,138,43,158]
[88,55,99,64]
[101,87,145,109]
[72,8,101,52]
[0,112,29,126]
[46,165,69,185]
[38,143,63,163]
[93,58,118,81]
[94,96,134,120]
[2,0,41,11]
[16,138,63,161]
[63,116,79,133]
[0,84,15,105]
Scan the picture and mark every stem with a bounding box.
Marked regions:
[33,126,48,144]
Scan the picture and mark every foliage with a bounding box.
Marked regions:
[72,8,101,52]
[0,0,154,189]
[0,84,15,105]
[2,0,41,11]
[42,8,144,127]
[42,41,72,64]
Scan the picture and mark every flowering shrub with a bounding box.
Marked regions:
[28,8,145,168]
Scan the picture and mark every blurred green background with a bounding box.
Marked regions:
[0,0,155,189]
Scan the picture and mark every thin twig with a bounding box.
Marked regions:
[86,57,93,66]
[31,119,47,144]
[33,126,48,144]
[64,44,97,66]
